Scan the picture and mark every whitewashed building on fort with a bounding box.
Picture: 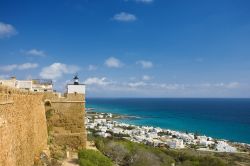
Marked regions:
[0,77,53,92]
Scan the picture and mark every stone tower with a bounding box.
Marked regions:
[44,75,86,154]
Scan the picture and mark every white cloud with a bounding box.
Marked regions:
[226,82,240,89]
[0,64,17,72]
[66,75,244,95]
[18,63,38,70]
[197,82,241,89]
[0,22,17,38]
[105,57,123,68]
[24,49,46,57]
[85,77,244,97]
[84,77,110,86]
[39,63,80,79]
[136,60,153,69]
[88,65,97,71]
[0,63,38,72]
[142,75,151,81]
[155,83,185,90]
[128,81,147,88]
[113,12,137,22]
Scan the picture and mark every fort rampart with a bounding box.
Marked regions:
[0,85,86,165]
[0,85,48,166]
[44,93,86,151]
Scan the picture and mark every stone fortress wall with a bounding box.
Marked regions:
[0,85,48,166]
[0,85,86,165]
[44,92,86,151]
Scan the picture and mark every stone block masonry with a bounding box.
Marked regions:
[0,85,87,165]
[0,86,48,166]
[44,93,86,153]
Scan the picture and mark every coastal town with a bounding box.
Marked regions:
[85,110,249,153]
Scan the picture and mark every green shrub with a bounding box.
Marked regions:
[199,156,226,166]
[95,138,105,151]
[103,141,129,164]
[78,149,113,166]
[94,137,230,166]
[79,159,95,166]
[52,151,65,160]
[45,109,54,119]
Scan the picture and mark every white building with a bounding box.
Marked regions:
[99,126,108,132]
[106,123,113,129]
[166,139,184,149]
[107,113,113,118]
[0,77,53,92]
[96,132,111,138]
[0,77,16,87]
[198,136,214,146]
[16,80,33,90]
[94,119,106,124]
[146,132,158,139]
[216,141,237,152]
[32,79,53,92]
[98,115,104,118]
[67,75,85,94]
[113,128,123,134]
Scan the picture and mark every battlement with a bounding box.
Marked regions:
[43,92,85,103]
[0,85,43,104]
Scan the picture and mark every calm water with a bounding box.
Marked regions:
[86,98,250,144]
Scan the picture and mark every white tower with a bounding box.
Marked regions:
[67,75,85,94]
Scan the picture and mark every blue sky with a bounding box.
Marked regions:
[0,0,250,97]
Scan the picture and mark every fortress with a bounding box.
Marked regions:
[0,76,86,165]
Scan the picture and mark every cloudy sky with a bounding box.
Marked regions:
[0,0,250,97]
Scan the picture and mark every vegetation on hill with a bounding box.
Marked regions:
[78,149,113,166]
[87,134,250,166]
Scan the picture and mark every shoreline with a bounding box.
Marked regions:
[86,109,250,153]
[86,109,250,145]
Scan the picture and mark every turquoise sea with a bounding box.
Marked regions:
[86,98,250,144]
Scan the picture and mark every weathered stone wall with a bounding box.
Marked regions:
[0,86,86,164]
[0,86,48,166]
[44,93,86,155]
